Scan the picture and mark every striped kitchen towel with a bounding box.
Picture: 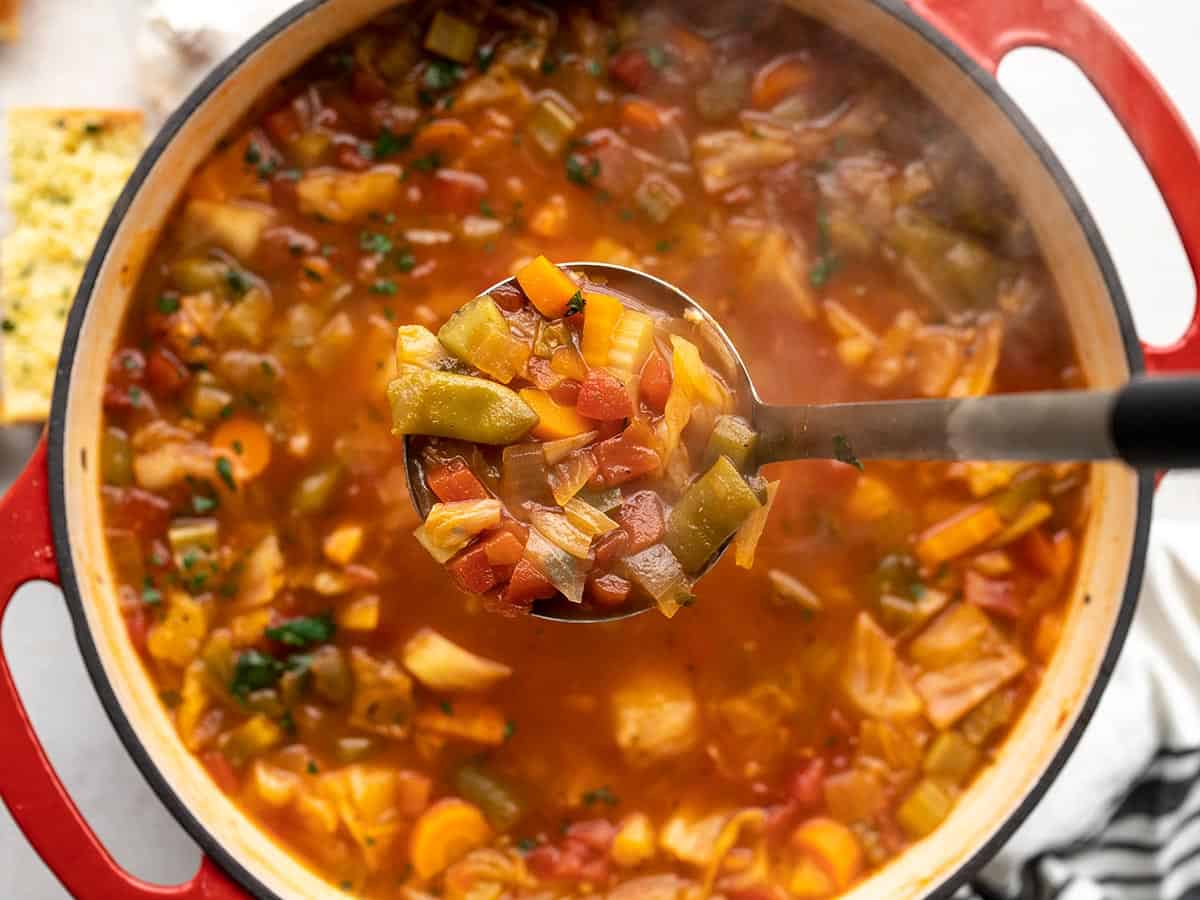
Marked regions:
[963,521,1200,900]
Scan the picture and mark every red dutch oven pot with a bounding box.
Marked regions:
[1,0,1198,897]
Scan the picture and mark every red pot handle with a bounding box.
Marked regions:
[909,0,1200,374]
[0,434,246,899]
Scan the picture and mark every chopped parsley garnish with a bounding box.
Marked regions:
[306,761,319,775]
[243,144,261,166]
[582,785,619,807]
[587,59,603,77]
[83,121,105,135]
[230,649,283,698]
[371,279,398,295]
[516,837,537,852]
[809,209,840,288]
[360,231,393,255]
[646,46,669,70]
[231,439,244,455]
[215,456,237,490]
[439,700,454,715]
[476,45,496,72]
[832,434,863,471]
[191,493,218,514]
[393,250,417,273]
[479,199,496,218]
[372,127,412,160]
[219,403,235,420]
[411,151,442,172]
[422,60,463,92]
[565,153,601,186]
[225,269,251,296]
[564,290,586,317]
[141,577,162,605]
[655,238,675,254]
[157,295,180,314]
[128,386,143,406]
[0,319,14,333]
[540,56,559,75]
[265,613,336,648]
[504,719,517,741]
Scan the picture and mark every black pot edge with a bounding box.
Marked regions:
[43,1,1154,898]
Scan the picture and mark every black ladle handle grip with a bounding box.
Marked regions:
[753,376,1200,469]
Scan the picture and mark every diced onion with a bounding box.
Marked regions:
[734,480,779,569]
[563,497,620,537]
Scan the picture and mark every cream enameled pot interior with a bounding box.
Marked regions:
[57,1,1143,897]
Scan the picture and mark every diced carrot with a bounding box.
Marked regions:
[516,255,579,319]
[549,380,582,406]
[123,605,149,657]
[410,798,493,879]
[916,503,1004,569]
[576,368,633,421]
[447,544,498,594]
[790,817,863,891]
[964,570,1022,619]
[430,169,489,215]
[593,527,630,565]
[413,118,472,156]
[667,26,713,69]
[519,388,595,441]
[145,347,191,396]
[1020,527,1074,579]
[426,458,489,503]
[504,559,558,606]
[592,421,661,488]
[480,530,526,566]
[639,351,672,412]
[752,54,814,109]
[211,418,273,482]
[587,572,632,608]
[614,490,665,553]
[581,290,624,367]
[201,751,241,794]
[608,49,654,91]
[620,98,664,134]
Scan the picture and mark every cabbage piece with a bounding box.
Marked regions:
[611,669,699,767]
[543,430,599,466]
[615,544,694,618]
[420,499,503,559]
[348,648,415,740]
[563,497,620,537]
[523,527,589,604]
[839,612,923,720]
[548,452,599,506]
[734,480,779,569]
[402,628,513,693]
[530,509,593,560]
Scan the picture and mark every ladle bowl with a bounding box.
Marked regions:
[406,262,1200,623]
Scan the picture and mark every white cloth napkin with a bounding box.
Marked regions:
[134,6,1200,897]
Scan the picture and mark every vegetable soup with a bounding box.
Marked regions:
[100,1,1089,897]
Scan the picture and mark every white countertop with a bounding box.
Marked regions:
[1,0,1198,896]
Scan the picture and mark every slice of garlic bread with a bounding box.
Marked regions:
[2,108,143,423]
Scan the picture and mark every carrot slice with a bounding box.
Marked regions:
[211,418,272,481]
[516,256,579,319]
[519,388,595,441]
[752,54,813,109]
[504,559,557,606]
[480,530,526,566]
[410,798,493,879]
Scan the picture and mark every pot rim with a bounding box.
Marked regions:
[45,1,1155,897]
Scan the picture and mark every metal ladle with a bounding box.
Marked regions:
[406,262,1200,622]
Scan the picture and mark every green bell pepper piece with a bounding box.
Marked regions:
[665,456,762,573]
[388,366,537,445]
[703,415,758,472]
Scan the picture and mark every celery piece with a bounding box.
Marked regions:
[455,763,524,831]
[438,295,528,383]
[703,415,758,472]
[665,456,762,573]
[526,95,578,156]
[168,518,219,565]
[101,426,133,486]
[291,463,343,516]
[607,309,655,375]
[923,731,979,783]
[388,367,537,445]
[896,778,956,838]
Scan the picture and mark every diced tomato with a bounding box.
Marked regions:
[429,169,488,215]
[201,751,241,794]
[503,559,557,606]
[351,65,389,102]
[482,588,533,618]
[593,527,630,565]
[527,819,615,883]
[491,283,527,312]
[639,351,672,412]
[965,570,1022,619]
[576,369,633,421]
[101,486,171,539]
[426,458,489,502]
[123,603,149,657]
[335,144,372,171]
[767,757,826,840]
[608,48,654,91]
[145,347,191,396]
[264,105,303,146]
[447,544,498,594]
[480,529,526,566]
[587,572,632,608]
[592,421,661,488]
[614,490,665,553]
[549,380,582,406]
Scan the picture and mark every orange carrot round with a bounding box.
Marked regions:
[212,418,273,482]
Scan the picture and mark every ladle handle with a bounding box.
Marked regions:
[754,376,1200,468]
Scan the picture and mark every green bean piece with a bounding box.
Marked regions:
[665,456,762,573]
[702,415,758,472]
[387,366,537,445]
[101,426,134,486]
[454,762,524,831]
